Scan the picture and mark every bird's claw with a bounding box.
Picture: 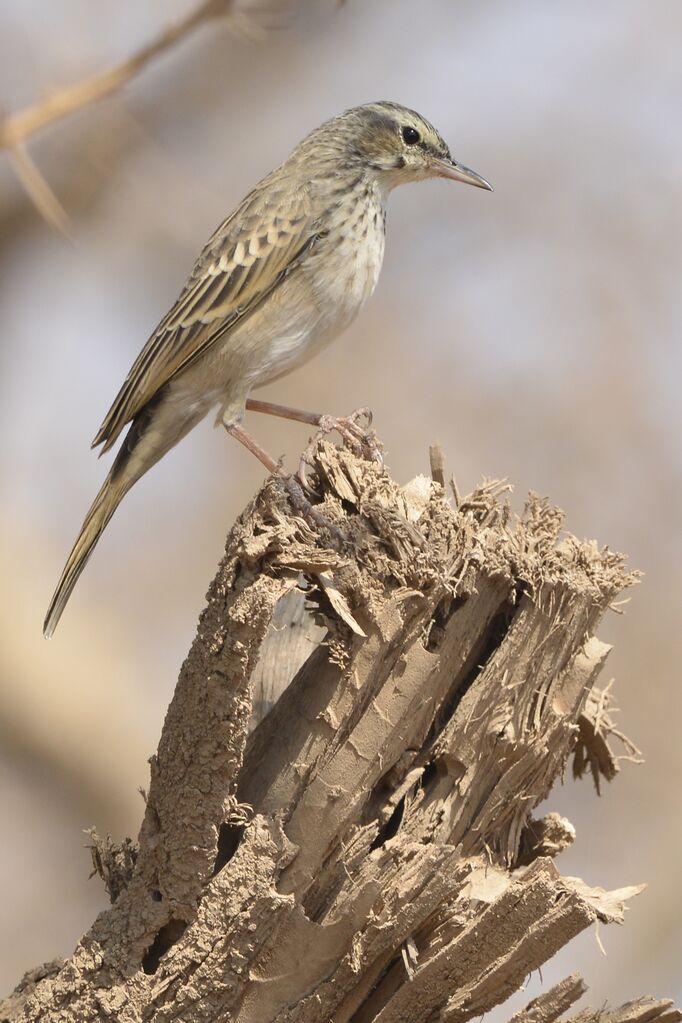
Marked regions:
[348,406,373,430]
[296,451,321,497]
[281,476,345,548]
[312,408,383,466]
[296,408,381,493]
[339,408,382,466]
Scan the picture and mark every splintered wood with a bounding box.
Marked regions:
[4,440,678,1023]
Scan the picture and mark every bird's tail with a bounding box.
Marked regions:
[43,396,160,638]
[44,387,211,637]
[43,469,128,638]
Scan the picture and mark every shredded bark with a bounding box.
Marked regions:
[1,438,675,1023]
[509,978,681,1023]
[85,829,138,904]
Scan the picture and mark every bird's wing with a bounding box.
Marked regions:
[92,177,318,452]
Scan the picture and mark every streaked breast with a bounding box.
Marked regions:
[309,184,386,329]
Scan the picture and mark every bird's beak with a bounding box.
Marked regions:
[431,157,493,191]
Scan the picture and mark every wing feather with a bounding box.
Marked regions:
[93,177,316,452]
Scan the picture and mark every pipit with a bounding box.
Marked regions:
[44,101,491,636]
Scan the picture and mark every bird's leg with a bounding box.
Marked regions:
[244,399,322,428]
[225,422,285,476]
[245,398,376,447]
[245,399,383,489]
[224,422,344,546]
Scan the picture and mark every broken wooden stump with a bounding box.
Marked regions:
[3,437,678,1023]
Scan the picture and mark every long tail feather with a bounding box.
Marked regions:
[44,385,210,637]
[43,473,126,638]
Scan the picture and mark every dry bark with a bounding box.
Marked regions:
[510,977,680,1023]
[1,438,678,1023]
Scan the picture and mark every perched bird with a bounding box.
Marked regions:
[44,101,491,637]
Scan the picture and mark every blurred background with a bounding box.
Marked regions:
[1,0,680,1006]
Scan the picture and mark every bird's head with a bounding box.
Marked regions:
[324,101,493,194]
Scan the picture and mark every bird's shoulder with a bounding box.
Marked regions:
[189,171,319,285]
[163,170,322,329]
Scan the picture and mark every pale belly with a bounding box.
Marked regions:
[251,206,386,388]
[195,196,386,422]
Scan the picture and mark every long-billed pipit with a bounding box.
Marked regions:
[44,101,491,636]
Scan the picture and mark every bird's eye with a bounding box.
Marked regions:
[401,126,421,145]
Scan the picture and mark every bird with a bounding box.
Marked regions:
[43,101,492,637]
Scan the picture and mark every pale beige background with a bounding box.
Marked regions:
[1,0,680,1005]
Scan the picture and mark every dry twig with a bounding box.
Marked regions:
[1,0,235,229]
[0,0,228,152]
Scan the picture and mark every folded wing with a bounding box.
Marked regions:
[93,175,317,452]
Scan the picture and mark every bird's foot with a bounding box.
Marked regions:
[321,407,381,459]
[297,408,383,491]
[281,476,346,548]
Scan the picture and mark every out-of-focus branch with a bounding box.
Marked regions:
[0,0,236,232]
[0,0,228,151]
[7,146,70,234]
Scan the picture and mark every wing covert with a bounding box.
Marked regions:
[93,177,315,452]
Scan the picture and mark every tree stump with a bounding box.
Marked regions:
[3,437,678,1023]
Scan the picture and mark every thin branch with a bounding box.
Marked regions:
[8,144,71,234]
[0,0,229,151]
